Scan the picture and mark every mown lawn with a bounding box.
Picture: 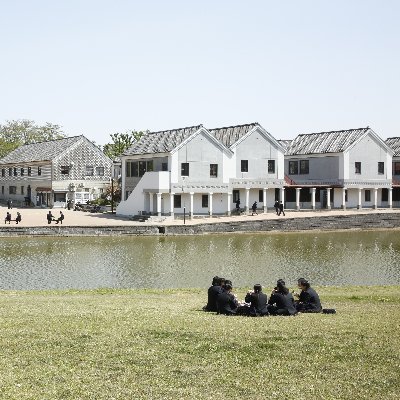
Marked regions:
[0,286,399,399]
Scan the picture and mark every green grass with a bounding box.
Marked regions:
[0,286,399,399]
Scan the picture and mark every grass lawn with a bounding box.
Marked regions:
[0,286,399,400]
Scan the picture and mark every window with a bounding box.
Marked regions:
[210,164,218,178]
[162,162,168,171]
[355,162,361,174]
[138,161,146,177]
[202,194,208,208]
[394,162,400,175]
[8,168,12,176]
[289,161,298,175]
[9,186,16,194]
[95,167,104,176]
[268,160,275,174]
[21,186,24,195]
[38,166,42,176]
[85,166,94,176]
[28,167,31,176]
[146,161,153,172]
[233,190,240,203]
[14,167,17,176]
[378,162,384,175]
[300,160,309,174]
[174,194,181,208]
[241,160,248,172]
[20,168,24,176]
[382,188,388,202]
[181,163,189,176]
[1,169,4,177]
[259,190,263,202]
[365,189,371,202]
[61,166,70,175]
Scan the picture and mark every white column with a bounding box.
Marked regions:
[227,192,232,216]
[156,193,162,216]
[170,192,174,217]
[263,188,267,213]
[296,188,301,211]
[326,188,331,210]
[209,192,213,217]
[358,188,362,210]
[189,192,194,219]
[280,187,285,204]
[245,188,250,212]
[311,187,316,210]
[342,188,346,210]
[373,188,378,209]
[389,188,393,209]
[149,192,153,214]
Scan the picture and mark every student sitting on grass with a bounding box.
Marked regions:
[245,284,269,316]
[203,276,223,312]
[294,278,322,313]
[268,279,297,316]
[217,283,239,315]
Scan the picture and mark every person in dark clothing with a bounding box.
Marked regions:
[235,199,241,214]
[295,278,322,313]
[5,212,11,224]
[7,199,12,209]
[268,279,297,316]
[47,211,54,224]
[245,284,269,317]
[56,211,64,224]
[217,283,238,315]
[203,276,223,312]
[274,200,279,215]
[251,201,258,216]
[15,212,22,224]
[67,199,71,210]
[278,201,285,216]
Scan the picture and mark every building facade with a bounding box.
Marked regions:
[117,123,286,217]
[0,135,113,208]
[385,137,400,207]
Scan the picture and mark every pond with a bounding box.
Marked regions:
[0,230,399,290]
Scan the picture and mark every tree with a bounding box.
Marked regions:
[103,130,146,160]
[0,119,65,158]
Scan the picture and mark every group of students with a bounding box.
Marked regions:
[4,211,22,224]
[203,276,322,316]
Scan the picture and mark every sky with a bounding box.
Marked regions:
[0,0,399,146]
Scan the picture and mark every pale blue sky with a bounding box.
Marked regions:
[1,0,399,145]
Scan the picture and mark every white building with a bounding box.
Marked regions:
[117,123,286,217]
[284,127,393,210]
[0,135,113,208]
[385,137,400,207]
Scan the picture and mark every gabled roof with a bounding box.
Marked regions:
[208,123,258,148]
[0,136,84,164]
[286,127,371,155]
[385,137,400,157]
[123,125,203,155]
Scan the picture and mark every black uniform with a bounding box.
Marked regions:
[245,291,268,316]
[296,287,322,313]
[268,292,297,315]
[274,200,279,215]
[204,284,223,312]
[217,291,238,315]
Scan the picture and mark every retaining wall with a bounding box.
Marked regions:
[1,213,400,237]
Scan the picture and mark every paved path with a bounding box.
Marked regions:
[2,205,400,228]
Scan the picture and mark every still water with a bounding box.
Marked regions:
[0,230,399,290]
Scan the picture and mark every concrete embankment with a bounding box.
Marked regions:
[1,212,400,236]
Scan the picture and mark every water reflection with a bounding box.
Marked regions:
[0,230,399,290]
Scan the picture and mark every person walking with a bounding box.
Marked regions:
[7,199,12,209]
[235,198,241,214]
[278,201,285,216]
[251,201,258,216]
[274,200,279,215]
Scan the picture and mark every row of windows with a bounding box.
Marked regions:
[2,186,24,195]
[1,166,105,177]
[126,161,159,177]
[289,161,385,175]
[241,160,275,173]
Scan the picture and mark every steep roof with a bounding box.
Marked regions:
[123,125,203,155]
[209,123,258,148]
[278,140,292,154]
[385,137,400,157]
[0,136,83,164]
[286,127,370,155]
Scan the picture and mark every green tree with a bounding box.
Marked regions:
[0,119,65,158]
[103,130,145,160]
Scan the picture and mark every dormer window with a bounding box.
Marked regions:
[61,166,70,175]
